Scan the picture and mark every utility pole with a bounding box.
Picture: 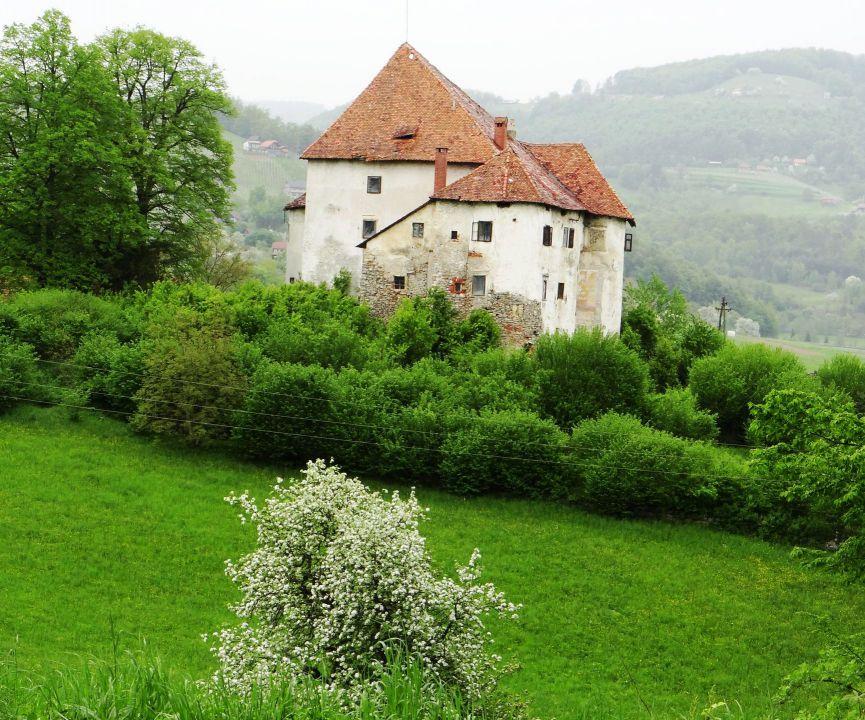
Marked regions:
[716,296,733,334]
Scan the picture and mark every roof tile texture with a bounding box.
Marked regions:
[301,44,498,164]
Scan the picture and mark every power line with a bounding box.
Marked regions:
[28,356,762,451]
[4,375,760,467]
[0,391,769,484]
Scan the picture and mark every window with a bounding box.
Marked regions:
[472,275,486,296]
[362,219,377,238]
[453,281,463,294]
[562,227,575,248]
[557,282,565,300]
[289,277,296,284]
[542,276,548,301]
[450,230,459,240]
[393,275,406,290]
[367,176,381,194]
[542,225,552,246]
[412,222,424,238]
[471,220,493,242]
[624,232,633,252]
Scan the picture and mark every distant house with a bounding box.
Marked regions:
[285,43,634,342]
[242,137,261,152]
[271,240,287,259]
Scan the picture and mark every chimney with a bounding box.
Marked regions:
[434,147,448,193]
[494,117,508,150]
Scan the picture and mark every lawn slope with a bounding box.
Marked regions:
[2,406,863,718]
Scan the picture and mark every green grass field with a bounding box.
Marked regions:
[224,130,306,200]
[2,406,864,718]
[733,334,865,370]
[664,166,849,218]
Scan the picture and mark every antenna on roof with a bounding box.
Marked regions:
[405,0,410,42]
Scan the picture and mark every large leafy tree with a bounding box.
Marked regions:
[97,27,234,285]
[0,12,233,291]
[0,11,142,290]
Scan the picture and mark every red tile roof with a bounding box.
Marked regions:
[525,143,634,223]
[432,143,584,211]
[301,44,498,164]
[283,193,306,210]
[432,140,634,223]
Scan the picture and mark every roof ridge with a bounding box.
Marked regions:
[405,45,496,139]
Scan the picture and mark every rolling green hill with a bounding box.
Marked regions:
[224,129,305,201]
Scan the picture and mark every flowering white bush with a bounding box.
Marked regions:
[209,460,519,701]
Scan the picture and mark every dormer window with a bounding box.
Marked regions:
[367,176,381,194]
[392,125,416,140]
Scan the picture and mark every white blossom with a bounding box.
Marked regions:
[211,460,519,701]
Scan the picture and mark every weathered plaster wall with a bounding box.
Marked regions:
[300,159,475,288]
[359,200,595,343]
[574,216,627,334]
[284,207,305,283]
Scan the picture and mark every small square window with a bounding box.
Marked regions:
[562,227,575,248]
[472,275,486,296]
[362,219,377,238]
[367,176,381,194]
[412,222,424,238]
[393,275,405,290]
[289,277,295,284]
[542,225,552,246]
[557,282,565,300]
[450,230,459,240]
[454,281,463,294]
[471,221,493,242]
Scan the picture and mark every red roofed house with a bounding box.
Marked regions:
[288,43,634,341]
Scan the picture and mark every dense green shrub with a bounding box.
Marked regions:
[368,359,454,408]
[451,309,501,355]
[233,361,340,461]
[644,388,719,441]
[386,298,438,366]
[566,413,720,517]
[689,342,811,440]
[0,335,42,412]
[749,388,862,552]
[73,332,145,414]
[379,401,446,482]
[328,369,392,473]
[621,276,725,390]
[258,316,375,370]
[817,353,865,414]
[439,410,567,496]
[0,289,135,360]
[534,330,650,429]
[131,319,248,445]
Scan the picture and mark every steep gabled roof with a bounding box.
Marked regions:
[524,143,634,223]
[431,143,586,211]
[301,44,498,164]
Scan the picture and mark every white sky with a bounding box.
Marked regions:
[5,1,865,107]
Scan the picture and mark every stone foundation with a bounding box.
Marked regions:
[360,257,542,346]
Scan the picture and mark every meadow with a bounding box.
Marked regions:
[3,406,864,719]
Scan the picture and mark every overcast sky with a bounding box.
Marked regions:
[6,1,865,108]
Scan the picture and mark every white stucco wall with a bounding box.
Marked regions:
[300,159,475,288]
[362,200,624,335]
[284,207,305,283]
